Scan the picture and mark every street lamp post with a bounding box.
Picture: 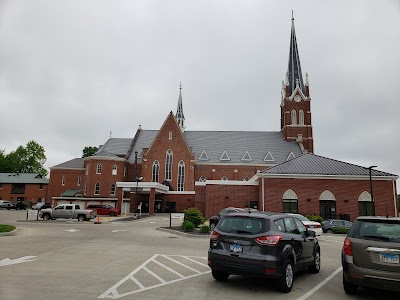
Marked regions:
[135,174,143,218]
[368,165,377,216]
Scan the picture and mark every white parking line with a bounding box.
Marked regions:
[98,254,210,299]
[296,267,342,300]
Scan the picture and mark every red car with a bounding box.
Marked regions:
[86,204,120,216]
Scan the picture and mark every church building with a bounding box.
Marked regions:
[47,18,398,221]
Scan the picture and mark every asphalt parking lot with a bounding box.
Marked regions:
[0,210,399,300]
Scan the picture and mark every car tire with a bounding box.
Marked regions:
[211,269,229,281]
[77,215,86,222]
[277,258,294,293]
[43,214,51,221]
[110,212,116,217]
[210,223,216,231]
[327,229,333,234]
[343,274,358,294]
[308,249,321,273]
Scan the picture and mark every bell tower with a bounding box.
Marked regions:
[280,14,313,153]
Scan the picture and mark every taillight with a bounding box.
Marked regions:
[304,224,310,228]
[315,224,321,228]
[343,237,353,256]
[90,211,93,215]
[210,230,220,240]
[255,235,282,246]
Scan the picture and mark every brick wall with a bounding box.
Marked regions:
[0,183,48,204]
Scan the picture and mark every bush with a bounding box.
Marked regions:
[332,227,349,234]
[183,207,203,227]
[0,224,16,233]
[200,225,210,234]
[306,215,324,224]
[181,220,195,232]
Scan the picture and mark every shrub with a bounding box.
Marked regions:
[332,227,349,234]
[306,215,324,224]
[200,225,210,234]
[0,224,16,233]
[181,220,195,232]
[183,207,203,227]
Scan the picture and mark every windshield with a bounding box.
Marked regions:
[218,216,268,234]
[353,220,400,243]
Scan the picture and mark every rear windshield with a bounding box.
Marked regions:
[217,216,268,235]
[352,220,400,243]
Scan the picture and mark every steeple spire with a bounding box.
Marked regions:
[287,12,305,95]
[175,82,185,132]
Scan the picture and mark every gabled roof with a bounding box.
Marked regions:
[52,158,85,169]
[92,150,120,158]
[261,154,398,178]
[96,138,133,156]
[61,189,83,197]
[0,173,49,184]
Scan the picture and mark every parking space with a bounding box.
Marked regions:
[0,210,399,299]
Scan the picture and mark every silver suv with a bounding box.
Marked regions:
[342,216,400,294]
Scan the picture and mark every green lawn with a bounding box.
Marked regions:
[0,224,16,233]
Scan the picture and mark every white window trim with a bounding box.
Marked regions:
[199,151,209,161]
[299,109,305,125]
[77,176,81,186]
[177,160,185,191]
[96,163,102,174]
[112,164,117,176]
[152,160,160,182]
[220,151,230,161]
[165,149,173,180]
[264,152,275,162]
[241,151,252,161]
[110,183,116,196]
[94,183,100,195]
[62,176,65,186]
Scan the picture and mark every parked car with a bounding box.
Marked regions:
[208,211,320,293]
[322,219,352,233]
[86,204,120,216]
[32,203,52,210]
[286,213,323,236]
[0,200,11,208]
[39,204,97,221]
[342,216,400,294]
[4,201,27,210]
[209,207,257,230]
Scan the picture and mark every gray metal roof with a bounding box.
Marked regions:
[261,154,398,177]
[52,158,85,169]
[0,173,49,184]
[97,138,133,156]
[287,17,305,95]
[92,150,120,158]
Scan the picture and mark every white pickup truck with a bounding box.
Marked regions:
[39,204,97,221]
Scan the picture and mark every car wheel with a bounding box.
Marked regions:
[210,223,216,230]
[308,249,321,273]
[110,212,116,217]
[77,215,86,222]
[211,269,229,281]
[327,229,333,234]
[43,214,51,221]
[277,258,294,293]
[343,274,358,294]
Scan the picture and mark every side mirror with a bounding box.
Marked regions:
[308,230,316,237]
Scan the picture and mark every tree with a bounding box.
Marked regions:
[0,141,48,176]
[82,146,98,158]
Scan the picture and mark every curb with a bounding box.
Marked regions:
[157,227,209,238]
[0,228,19,237]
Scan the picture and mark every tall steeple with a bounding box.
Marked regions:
[175,82,185,132]
[287,12,305,96]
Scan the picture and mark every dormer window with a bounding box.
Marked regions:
[220,151,230,161]
[241,151,252,161]
[199,151,209,161]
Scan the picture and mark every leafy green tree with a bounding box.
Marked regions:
[0,141,47,176]
[82,146,98,158]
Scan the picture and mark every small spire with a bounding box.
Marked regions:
[305,72,309,86]
[110,130,112,138]
[176,83,185,132]
[292,10,294,21]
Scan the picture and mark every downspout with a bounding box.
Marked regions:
[262,176,265,211]
[393,179,398,217]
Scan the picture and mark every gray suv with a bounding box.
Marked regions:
[208,211,320,293]
[342,216,400,294]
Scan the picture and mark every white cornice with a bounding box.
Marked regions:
[195,180,258,186]
[85,156,126,162]
[52,197,118,201]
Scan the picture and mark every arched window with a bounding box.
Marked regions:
[112,164,117,175]
[77,176,81,186]
[221,176,228,181]
[152,160,160,182]
[110,183,116,195]
[94,183,100,195]
[199,175,206,182]
[291,109,297,125]
[168,131,172,140]
[282,189,298,213]
[62,176,65,186]
[165,149,173,180]
[358,191,373,216]
[299,109,304,125]
[96,163,102,174]
[177,160,185,191]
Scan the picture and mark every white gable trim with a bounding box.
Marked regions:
[264,152,275,162]
[286,152,295,161]
[220,151,230,161]
[199,151,209,161]
[241,151,252,161]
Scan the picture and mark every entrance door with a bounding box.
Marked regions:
[165,201,176,213]
[320,201,336,219]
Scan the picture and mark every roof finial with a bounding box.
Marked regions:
[110,130,112,138]
[292,10,294,21]
[179,82,182,90]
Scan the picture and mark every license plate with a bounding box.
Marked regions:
[229,244,242,253]
[379,253,399,264]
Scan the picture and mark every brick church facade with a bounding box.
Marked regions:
[47,18,398,221]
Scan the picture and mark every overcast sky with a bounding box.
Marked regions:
[1,0,399,186]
